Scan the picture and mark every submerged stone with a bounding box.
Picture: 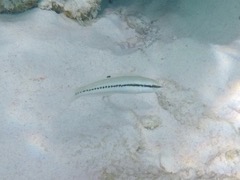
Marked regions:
[0,0,38,13]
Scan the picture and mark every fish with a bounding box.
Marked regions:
[73,75,162,100]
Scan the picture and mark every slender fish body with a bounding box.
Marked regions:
[73,76,162,100]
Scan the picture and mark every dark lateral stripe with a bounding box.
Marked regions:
[123,84,162,88]
[75,84,162,95]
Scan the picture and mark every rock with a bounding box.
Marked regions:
[0,0,38,13]
[39,0,101,22]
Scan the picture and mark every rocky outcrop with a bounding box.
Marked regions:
[0,0,38,13]
[39,0,101,22]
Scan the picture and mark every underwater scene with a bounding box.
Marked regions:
[1,0,240,179]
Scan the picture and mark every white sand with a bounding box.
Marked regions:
[1,0,240,179]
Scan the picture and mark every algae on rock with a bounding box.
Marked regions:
[39,0,101,22]
[0,0,38,13]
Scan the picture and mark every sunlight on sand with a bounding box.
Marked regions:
[25,132,49,158]
[210,42,240,131]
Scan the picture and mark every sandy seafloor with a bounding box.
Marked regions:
[1,0,240,179]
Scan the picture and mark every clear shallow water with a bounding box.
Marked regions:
[1,0,240,179]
